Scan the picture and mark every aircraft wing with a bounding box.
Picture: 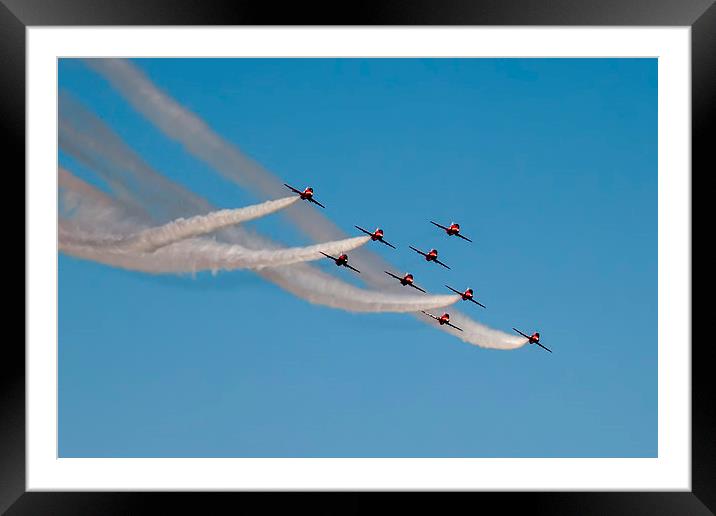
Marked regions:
[409,246,427,257]
[435,259,451,270]
[355,226,371,236]
[309,197,326,209]
[512,327,531,340]
[446,322,464,332]
[380,239,397,249]
[320,252,338,261]
[409,283,427,293]
[420,311,440,322]
[384,271,403,281]
[457,233,473,243]
[536,342,552,353]
[344,263,361,274]
[445,285,462,296]
[430,221,449,231]
[284,183,302,195]
[470,298,487,309]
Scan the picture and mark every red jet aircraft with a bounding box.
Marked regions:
[409,246,451,269]
[430,221,473,242]
[513,328,552,353]
[320,252,360,274]
[445,285,486,308]
[355,226,396,249]
[421,311,463,331]
[284,184,325,208]
[384,271,426,293]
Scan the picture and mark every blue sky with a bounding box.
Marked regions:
[58,58,657,457]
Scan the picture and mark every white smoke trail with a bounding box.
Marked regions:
[85,59,525,349]
[59,171,461,313]
[416,311,528,350]
[60,220,461,313]
[62,223,460,312]
[83,58,394,287]
[59,167,144,235]
[58,99,460,313]
[60,228,372,273]
[67,196,299,252]
[83,60,311,223]
[59,95,202,224]
[83,60,390,283]
[57,172,369,271]
[128,196,299,251]
[256,270,461,313]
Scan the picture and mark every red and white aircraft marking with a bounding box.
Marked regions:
[421,311,463,331]
[384,271,426,293]
[430,221,473,242]
[513,328,552,353]
[445,285,486,308]
[320,252,360,274]
[409,246,451,269]
[355,226,396,249]
[284,184,325,208]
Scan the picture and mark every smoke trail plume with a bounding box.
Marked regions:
[417,312,528,350]
[59,167,144,235]
[59,171,461,313]
[83,58,394,287]
[57,171,370,272]
[58,97,462,313]
[67,196,299,252]
[61,224,372,273]
[128,196,299,251]
[62,69,524,345]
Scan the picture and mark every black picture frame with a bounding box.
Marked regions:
[6,1,709,514]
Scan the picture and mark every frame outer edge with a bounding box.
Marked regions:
[6,0,711,513]
[0,0,27,515]
[691,2,716,512]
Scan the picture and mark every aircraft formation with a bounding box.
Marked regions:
[285,183,551,353]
